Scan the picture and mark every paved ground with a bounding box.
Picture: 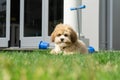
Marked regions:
[0,47,38,51]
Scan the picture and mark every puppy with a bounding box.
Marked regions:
[50,23,88,55]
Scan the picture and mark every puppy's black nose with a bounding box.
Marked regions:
[61,38,64,42]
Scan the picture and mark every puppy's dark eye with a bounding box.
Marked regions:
[64,34,68,37]
[57,34,61,36]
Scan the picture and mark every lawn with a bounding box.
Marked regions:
[0,50,120,80]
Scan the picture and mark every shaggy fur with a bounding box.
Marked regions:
[50,23,88,55]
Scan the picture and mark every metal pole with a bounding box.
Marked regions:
[77,9,81,39]
[70,5,86,39]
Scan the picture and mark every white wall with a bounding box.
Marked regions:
[82,0,99,50]
[64,0,81,32]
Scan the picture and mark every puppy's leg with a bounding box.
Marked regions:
[78,40,88,54]
[50,44,62,55]
[80,46,88,54]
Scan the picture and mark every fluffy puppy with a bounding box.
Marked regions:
[50,23,88,55]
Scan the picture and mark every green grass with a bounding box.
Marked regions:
[0,50,120,80]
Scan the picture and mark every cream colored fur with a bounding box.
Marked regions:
[50,23,88,55]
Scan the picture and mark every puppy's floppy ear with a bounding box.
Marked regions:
[69,28,77,43]
[51,24,61,42]
[51,31,56,42]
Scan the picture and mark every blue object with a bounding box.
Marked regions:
[70,7,77,11]
[70,5,86,11]
[79,5,86,9]
[88,46,95,53]
[39,41,49,49]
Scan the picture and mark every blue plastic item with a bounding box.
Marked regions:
[70,5,86,11]
[39,41,49,49]
[79,5,86,9]
[70,7,77,10]
[88,46,95,53]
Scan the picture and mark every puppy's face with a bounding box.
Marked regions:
[51,24,77,47]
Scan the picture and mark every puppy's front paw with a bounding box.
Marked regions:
[50,49,62,55]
